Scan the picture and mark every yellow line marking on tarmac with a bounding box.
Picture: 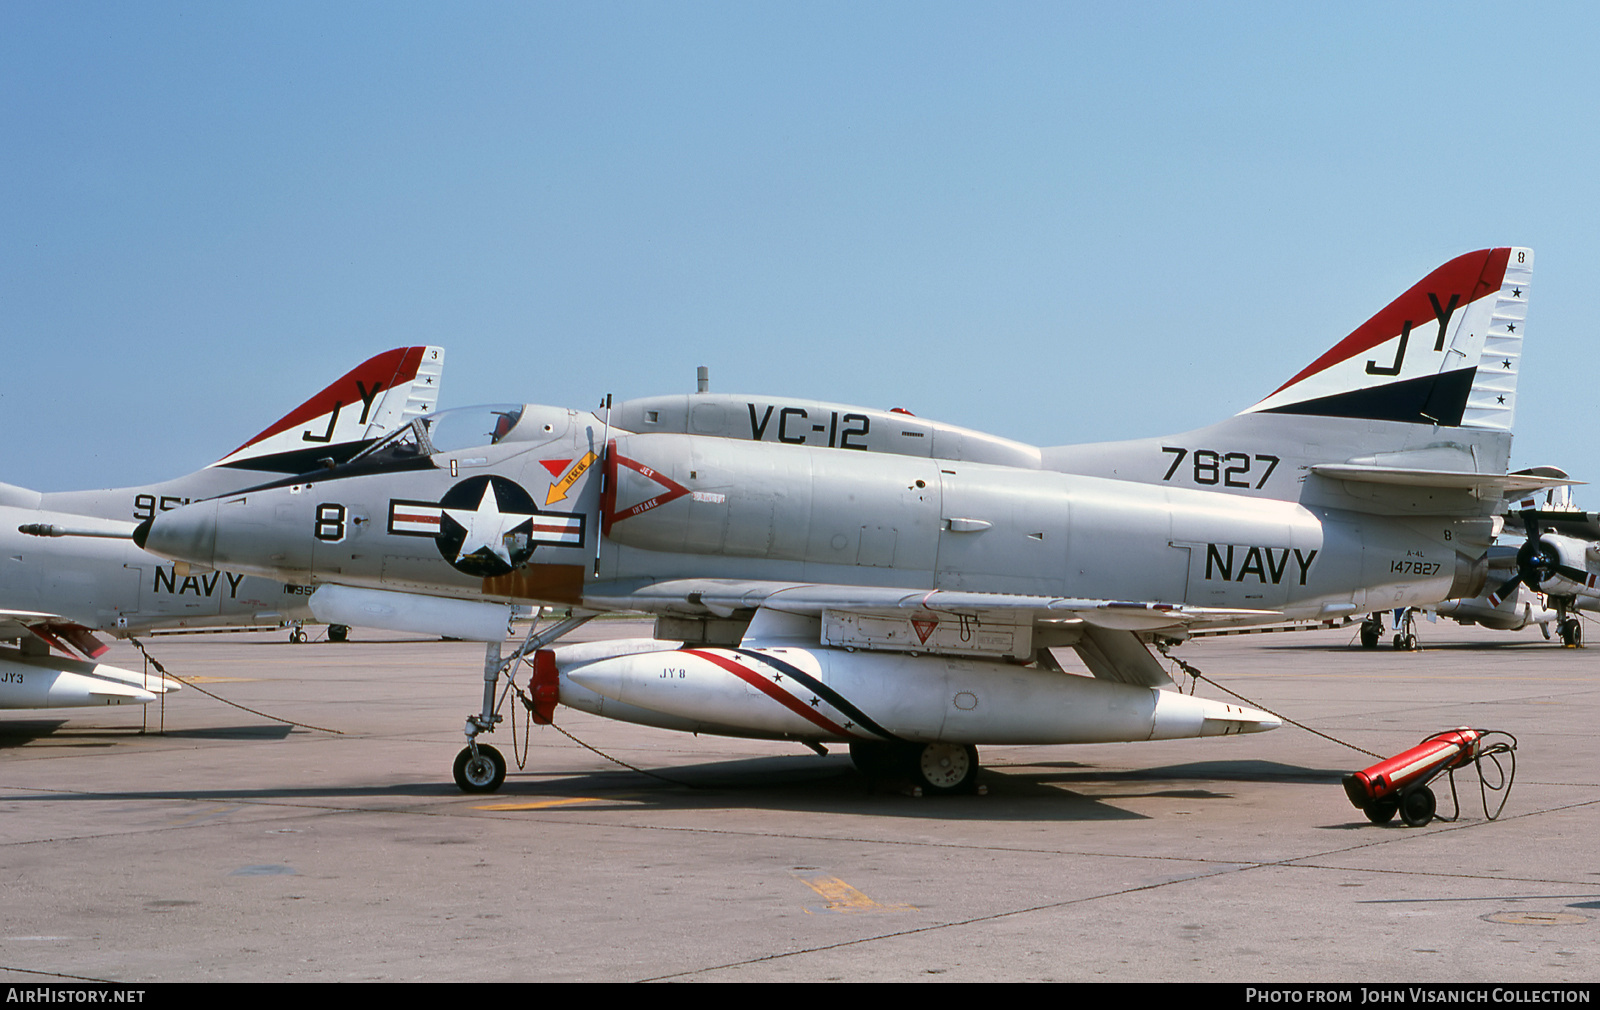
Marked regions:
[475,796,629,811]
[792,870,915,914]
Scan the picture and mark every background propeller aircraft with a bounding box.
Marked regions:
[135,248,1565,793]
[3,346,518,710]
[1423,477,1598,647]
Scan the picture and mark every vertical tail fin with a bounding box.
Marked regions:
[1042,249,1533,503]
[1240,248,1530,430]
[210,346,445,473]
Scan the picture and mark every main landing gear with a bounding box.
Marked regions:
[1358,610,1417,650]
[1553,600,1584,648]
[451,612,593,794]
[849,740,981,795]
[1560,618,1583,648]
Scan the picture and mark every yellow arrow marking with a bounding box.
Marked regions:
[545,451,598,506]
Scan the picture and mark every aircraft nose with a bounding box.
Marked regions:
[138,500,219,570]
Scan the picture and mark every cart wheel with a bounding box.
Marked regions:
[1400,785,1436,827]
[1365,799,1399,824]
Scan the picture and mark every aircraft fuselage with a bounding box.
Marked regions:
[139,411,1483,622]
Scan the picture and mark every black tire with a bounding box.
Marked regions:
[453,744,507,793]
[1364,799,1399,824]
[848,741,897,778]
[328,624,349,643]
[911,742,979,795]
[1400,785,1437,827]
[1359,622,1380,649]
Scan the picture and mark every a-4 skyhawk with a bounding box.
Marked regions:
[134,248,1562,793]
[3,347,518,709]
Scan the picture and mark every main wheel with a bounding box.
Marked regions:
[1400,785,1437,827]
[328,624,349,643]
[453,744,507,793]
[1359,620,1380,649]
[1561,619,1583,648]
[912,743,979,795]
[1364,799,1399,824]
[848,741,897,778]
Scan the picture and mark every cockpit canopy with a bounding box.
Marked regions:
[352,404,526,466]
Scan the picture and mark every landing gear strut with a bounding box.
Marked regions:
[451,612,593,794]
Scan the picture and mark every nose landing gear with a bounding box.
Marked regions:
[450,612,593,794]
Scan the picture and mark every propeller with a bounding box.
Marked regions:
[1488,510,1585,605]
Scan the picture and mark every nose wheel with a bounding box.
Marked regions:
[448,612,594,794]
[453,744,507,793]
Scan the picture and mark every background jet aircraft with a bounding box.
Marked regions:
[135,248,1563,793]
[2,346,517,710]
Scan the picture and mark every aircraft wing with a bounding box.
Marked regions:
[585,579,1282,689]
[586,579,1279,632]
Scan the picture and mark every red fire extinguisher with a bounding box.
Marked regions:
[1343,728,1517,827]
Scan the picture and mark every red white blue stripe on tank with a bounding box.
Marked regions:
[682,648,903,742]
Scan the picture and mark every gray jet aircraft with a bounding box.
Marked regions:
[3,346,516,709]
[132,248,1564,793]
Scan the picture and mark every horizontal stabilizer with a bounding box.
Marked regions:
[1309,464,1582,494]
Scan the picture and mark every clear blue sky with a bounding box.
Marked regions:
[6,2,1598,493]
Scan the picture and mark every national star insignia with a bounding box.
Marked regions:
[442,483,528,565]
[1512,287,1522,297]
[1506,322,1516,333]
[1503,360,1512,369]
[1497,395,1506,404]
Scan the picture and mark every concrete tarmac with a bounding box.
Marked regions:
[2,616,1597,983]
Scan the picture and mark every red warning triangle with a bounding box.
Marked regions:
[540,459,571,478]
[911,619,938,644]
[601,442,691,535]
